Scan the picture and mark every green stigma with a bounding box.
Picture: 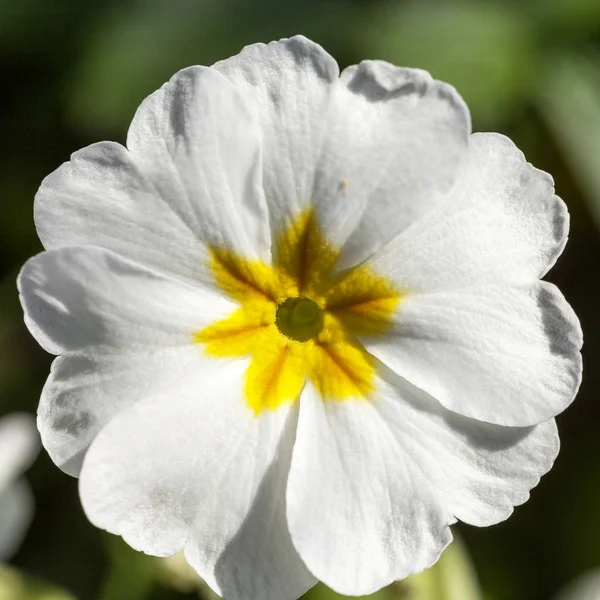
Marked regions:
[275,297,324,342]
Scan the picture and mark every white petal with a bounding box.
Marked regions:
[0,414,39,490]
[371,132,569,291]
[363,282,582,426]
[34,142,212,287]
[215,38,470,266]
[127,66,270,261]
[38,347,213,477]
[18,246,233,356]
[375,372,559,527]
[0,480,34,562]
[315,61,470,268]
[79,362,315,600]
[36,67,269,284]
[214,36,339,232]
[287,384,451,596]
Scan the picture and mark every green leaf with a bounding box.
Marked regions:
[96,535,156,600]
[537,51,600,231]
[0,565,75,600]
[533,0,600,35]
[400,537,483,600]
[303,582,397,600]
[157,552,221,599]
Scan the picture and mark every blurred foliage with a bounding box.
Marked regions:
[1,0,600,599]
[66,0,356,136]
[364,1,539,128]
[0,565,74,600]
[115,535,481,600]
[96,537,156,600]
[538,51,600,230]
[395,538,482,600]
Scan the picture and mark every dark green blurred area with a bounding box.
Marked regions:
[1,0,600,599]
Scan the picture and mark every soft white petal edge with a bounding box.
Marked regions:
[34,141,212,288]
[286,383,452,596]
[373,370,560,528]
[287,376,559,595]
[213,36,339,238]
[371,132,569,291]
[79,361,315,600]
[215,36,471,266]
[127,64,270,262]
[18,245,234,357]
[35,65,269,285]
[38,348,222,477]
[363,282,582,427]
[318,60,471,268]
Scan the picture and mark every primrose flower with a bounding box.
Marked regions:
[19,36,582,600]
[0,414,39,561]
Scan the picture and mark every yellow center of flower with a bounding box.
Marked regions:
[275,297,324,342]
[194,210,401,415]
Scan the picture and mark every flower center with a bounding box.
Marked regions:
[194,209,402,415]
[275,297,324,342]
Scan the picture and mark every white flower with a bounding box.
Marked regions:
[0,414,39,561]
[554,571,600,600]
[18,36,582,600]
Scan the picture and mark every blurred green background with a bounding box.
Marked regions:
[1,0,600,599]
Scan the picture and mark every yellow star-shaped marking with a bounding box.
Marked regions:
[195,211,401,415]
